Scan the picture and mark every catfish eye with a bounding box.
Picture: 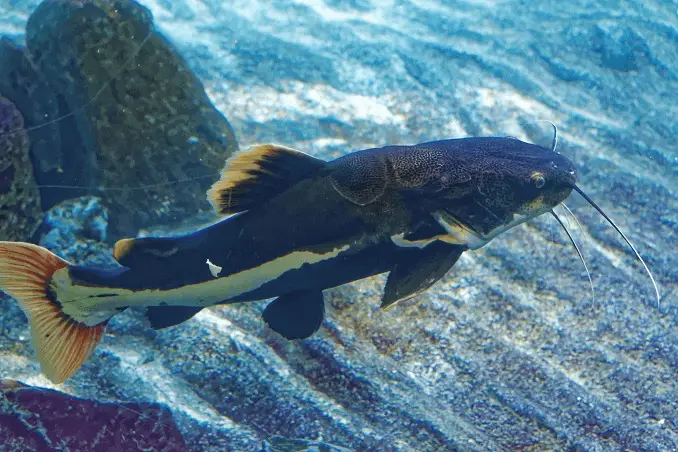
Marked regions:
[531,173,546,188]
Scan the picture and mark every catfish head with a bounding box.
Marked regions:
[329,137,577,249]
[329,135,660,306]
[424,137,578,249]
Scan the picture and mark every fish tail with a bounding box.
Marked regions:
[0,242,107,383]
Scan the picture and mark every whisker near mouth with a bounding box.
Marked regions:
[561,203,587,244]
[551,210,595,303]
[561,202,594,261]
[569,184,661,307]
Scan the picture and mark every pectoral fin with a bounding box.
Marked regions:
[381,242,464,309]
[262,291,325,340]
[391,216,467,249]
[404,217,450,242]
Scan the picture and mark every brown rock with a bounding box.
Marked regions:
[0,96,42,241]
[20,0,238,238]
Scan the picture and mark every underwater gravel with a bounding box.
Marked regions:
[0,0,677,450]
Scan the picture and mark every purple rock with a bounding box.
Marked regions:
[0,380,188,451]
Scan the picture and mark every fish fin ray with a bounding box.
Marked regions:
[263,291,325,340]
[207,144,327,216]
[146,305,203,329]
[0,242,107,383]
[404,217,452,242]
[381,242,464,309]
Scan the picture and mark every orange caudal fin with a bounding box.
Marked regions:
[0,242,107,383]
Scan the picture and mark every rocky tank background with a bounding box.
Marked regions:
[0,0,677,450]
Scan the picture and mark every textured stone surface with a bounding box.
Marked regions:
[0,0,677,451]
[264,436,352,452]
[0,95,41,241]
[39,196,118,268]
[1,0,238,238]
[25,0,238,239]
[0,379,188,451]
[0,35,62,182]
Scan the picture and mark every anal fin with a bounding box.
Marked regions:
[262,291,325,340]
[146,305,204,330]
[382,242,464,309]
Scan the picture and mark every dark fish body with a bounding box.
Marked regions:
[0,137,579,382]
[88,168,410,295]
[87,137,575,293]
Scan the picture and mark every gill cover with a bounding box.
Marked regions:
[329,151,388,205]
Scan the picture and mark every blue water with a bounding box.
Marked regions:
[0,1,676,450]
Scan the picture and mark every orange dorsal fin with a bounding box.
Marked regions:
[207,144,326,216]
[0,242,107,383]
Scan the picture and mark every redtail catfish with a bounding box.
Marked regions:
[0,137,658,382]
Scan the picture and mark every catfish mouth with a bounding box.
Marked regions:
[433,206,553,250]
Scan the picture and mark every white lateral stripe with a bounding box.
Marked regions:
[132,244,351,307]
[58,245,351,319]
